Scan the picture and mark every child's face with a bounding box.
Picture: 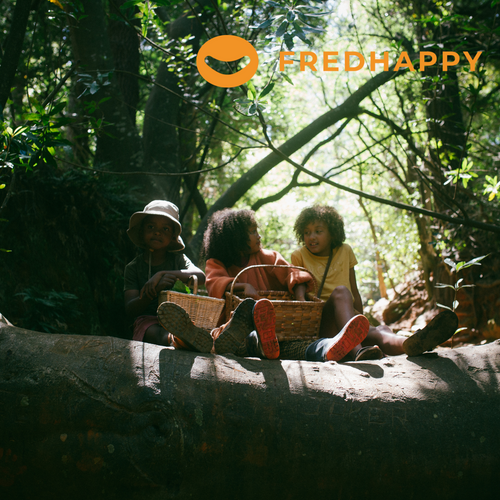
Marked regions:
[142,215,174,251]
[303,221,332,256]
[243,223,262,255]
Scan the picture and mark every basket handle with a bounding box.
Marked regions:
[187,275,198,295]
[228,264,317,299]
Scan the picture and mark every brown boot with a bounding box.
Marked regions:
[213,299,256,355]
[403,310,458,356]
[157,302,213,353]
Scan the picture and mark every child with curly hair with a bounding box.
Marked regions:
[202,208,370,362]
[291,205,458,360]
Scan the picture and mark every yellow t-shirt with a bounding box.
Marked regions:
[290,244,357,301]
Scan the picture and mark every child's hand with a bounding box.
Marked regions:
[140,271,175,300]
[140,277,159,300]
[155,272,177,292]
[294,284,307,301]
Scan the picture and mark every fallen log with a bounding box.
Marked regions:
[0,323,499,499]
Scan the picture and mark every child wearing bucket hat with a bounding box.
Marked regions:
[124,200,210,350]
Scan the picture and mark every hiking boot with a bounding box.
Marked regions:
[157,301,213,353]
[403,310,458,356]
[213,298,256,354]
[306,314,369,362]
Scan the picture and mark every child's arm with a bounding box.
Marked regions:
[124,272,179,318]
[125,289,152,318]
[140,267,205,300]
[227,282,260,300]
[349,268,363,313]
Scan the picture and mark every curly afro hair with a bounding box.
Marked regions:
[294,205,345,249]
[202,208,256,267]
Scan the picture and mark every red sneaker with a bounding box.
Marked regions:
[252,299,280,360]
[326,315,369,361]
[306,315,369,362]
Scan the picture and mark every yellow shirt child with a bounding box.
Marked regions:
[290,243,357,302]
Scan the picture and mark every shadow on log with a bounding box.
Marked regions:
[1,322,499,499]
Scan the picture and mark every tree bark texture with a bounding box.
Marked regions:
[0,0,32,112]
[0,324,499,499]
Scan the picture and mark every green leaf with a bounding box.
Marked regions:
[0,248,12,253]
[460,254,488,269]
[248,103,257,115]
[284,33,294,50]
[259,82,275,99]
[452,300,459,310]
[0,184,5,189]
[286,10,296,22]
[282,73,294,85]
[456,261,465,273]
[172,280,191,294]
[49,102,67,116]
[444,258,457,271]
[13,126,28,137]
[256,18,274,29]
[276,20,288,37]
[247,80,257,100]
[434,283,456,290]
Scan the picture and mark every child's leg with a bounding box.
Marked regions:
[361,310,458,357]
[144,324,174,347]
[318,286,358,338]
[362,324,405,356]
[319,286,372,360]
[133,315,173,346]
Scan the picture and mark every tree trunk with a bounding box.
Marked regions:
[68,0,142,172]
[1,323,498,499]
[0,0,32,113]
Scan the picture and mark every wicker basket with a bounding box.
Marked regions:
[159,276,224,331]
[225,264,324,341]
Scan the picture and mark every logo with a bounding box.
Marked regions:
[196,35,482,88]
[196,35,259,88]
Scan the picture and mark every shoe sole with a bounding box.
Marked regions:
[326,315,370,362]
[214,298,255,354]
[403,310,458,356]
[157,302,213,353]
[253,299,280,359]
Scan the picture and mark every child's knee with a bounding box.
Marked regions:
[329,286,351,302]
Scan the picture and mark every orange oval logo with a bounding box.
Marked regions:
[196,35,259,88]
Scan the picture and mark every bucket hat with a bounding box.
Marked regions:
[127,200,185,251]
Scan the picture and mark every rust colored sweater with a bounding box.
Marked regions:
[205,248,314,299]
